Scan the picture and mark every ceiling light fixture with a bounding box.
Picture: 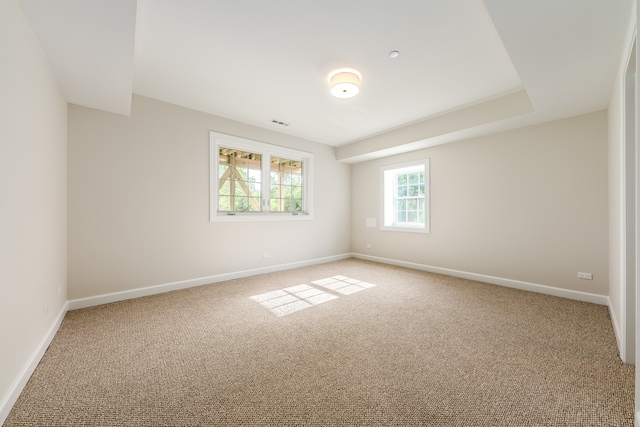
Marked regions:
[329,70,361,99]
[389,50,399,59]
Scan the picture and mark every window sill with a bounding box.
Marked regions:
[380,225,429,234]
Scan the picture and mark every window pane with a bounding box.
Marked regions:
[219,180,230,195]
[398,211,407,222]
[234,181,245,195]
[218,196,230,211]
[219,146,261,212]
[236,167,247,181]
[248,169,261,182]
[407,211,418,223]
[234,196,248,211]
[407,199,417,210]
[270,157,303,212]
[397,185,407,197]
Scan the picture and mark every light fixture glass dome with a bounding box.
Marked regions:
[330,71,360,98]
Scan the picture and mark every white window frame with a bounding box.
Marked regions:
[210,131,313,222]
[380,159,430,233]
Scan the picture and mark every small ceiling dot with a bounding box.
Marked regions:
[389,50,399,59]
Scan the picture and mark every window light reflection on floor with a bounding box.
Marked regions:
[250,276,376,317]
[312,275,376,295]
[250,284,337,317]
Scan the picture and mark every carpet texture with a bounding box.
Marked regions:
[4,259,635,426]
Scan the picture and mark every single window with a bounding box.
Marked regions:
[218,148,262,212]
[210,132,313,222]
[381,159,429,233]
[270,157,303,213]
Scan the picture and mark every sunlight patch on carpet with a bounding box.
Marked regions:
[250,276,376,317]
[250,284,338,317]
[312,276,376,295]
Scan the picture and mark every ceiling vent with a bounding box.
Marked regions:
[271,119,290,127]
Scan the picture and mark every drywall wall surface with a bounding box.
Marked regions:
[352,111,608,295]
[0,0,67,420]
[68,95,351,299]
[608,54,624,338]
[607,59,624,321]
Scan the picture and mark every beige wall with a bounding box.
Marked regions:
[608,62,625,354]
[607,13,637,364]
[68,95,351,300]
[0,0,67,419]
[352,111,609,295]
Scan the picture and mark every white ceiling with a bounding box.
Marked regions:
[18,0,137,115]
[132,0,524,147]
[17,0,634,155]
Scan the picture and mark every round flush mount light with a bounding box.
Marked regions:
[329,70,361,99]
[389,50,399,59]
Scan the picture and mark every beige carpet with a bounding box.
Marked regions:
[4,259,635,426]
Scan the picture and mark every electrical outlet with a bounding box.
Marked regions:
[577,272,593,280]
[263,253,271,258]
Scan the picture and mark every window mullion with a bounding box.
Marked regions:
[279,162,285,212]
[262,154,270,213]
[393,172,399,225]
[229,151,236,211]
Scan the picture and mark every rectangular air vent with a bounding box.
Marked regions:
[271,119,290,127]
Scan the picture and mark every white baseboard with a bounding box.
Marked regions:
[352,253,609,306]
[0,253,623,425]
[608,300,626,362]
[0,302,68,426]
[61,251,611,312]
[636,410,640,427]
[68,253,352,310]
[2,254,352,423]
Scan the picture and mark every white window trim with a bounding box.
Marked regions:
[210,131,314,222]
[380,159,430,233]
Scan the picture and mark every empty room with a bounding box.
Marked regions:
[2,0,640,425]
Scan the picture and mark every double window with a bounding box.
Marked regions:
[381,159,430,233]
[210,132,313,221]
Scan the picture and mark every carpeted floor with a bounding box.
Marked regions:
[4,259,635,426]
